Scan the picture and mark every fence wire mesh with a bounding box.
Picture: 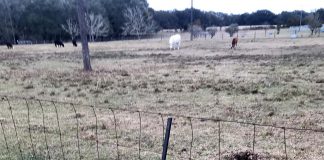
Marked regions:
[0,95,324,159]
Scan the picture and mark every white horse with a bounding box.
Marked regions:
[169,34,181,50]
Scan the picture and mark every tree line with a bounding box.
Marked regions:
[154,9,324,30]
[0,0,323,43]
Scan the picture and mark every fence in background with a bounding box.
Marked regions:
[155,28,324,42]
[0,95,324,159]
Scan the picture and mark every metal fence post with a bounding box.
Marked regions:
[162,118,173,160]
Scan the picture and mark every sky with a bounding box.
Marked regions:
[147,0,324,14]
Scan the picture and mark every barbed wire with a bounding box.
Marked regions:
[1,95,323,133]
[0,95,323,159]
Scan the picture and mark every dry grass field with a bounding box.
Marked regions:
[0,29,323,159]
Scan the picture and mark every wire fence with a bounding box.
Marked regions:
[153,28,323,42]
[0,95,324,159]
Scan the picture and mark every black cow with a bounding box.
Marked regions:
[6,42,13,49]
[72,39,77,47]
[54,40,64,47]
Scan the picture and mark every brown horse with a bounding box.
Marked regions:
[231,37,238,49]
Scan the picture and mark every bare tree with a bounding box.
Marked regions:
[145,14,158,34]
[76,0,92,71]
[306,11,322,36]
[122,6,157,39]
[189,25,203,38]
[61,19,79,40]
[225,24,239,37]
[86,13,111,42]
[206,26,218,38]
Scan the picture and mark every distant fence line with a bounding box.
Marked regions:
[6,29,323,46]
[0,95,324,159]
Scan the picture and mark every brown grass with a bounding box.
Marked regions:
[0,29,323,159]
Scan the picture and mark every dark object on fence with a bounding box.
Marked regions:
[6,42,13,49]
[54,40,64,47]
[72,40,77,47]
[224,151,258,160]
[162,118,173,160]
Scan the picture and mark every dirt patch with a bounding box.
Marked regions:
[224,151,258,160]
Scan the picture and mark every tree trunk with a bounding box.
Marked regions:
[319,29,321,37]
[91,35,95,42]
[76,0,92,71]
[4,0,16,43]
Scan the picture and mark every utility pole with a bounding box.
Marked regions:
[299,10,302,31]
[190,0,193,41]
